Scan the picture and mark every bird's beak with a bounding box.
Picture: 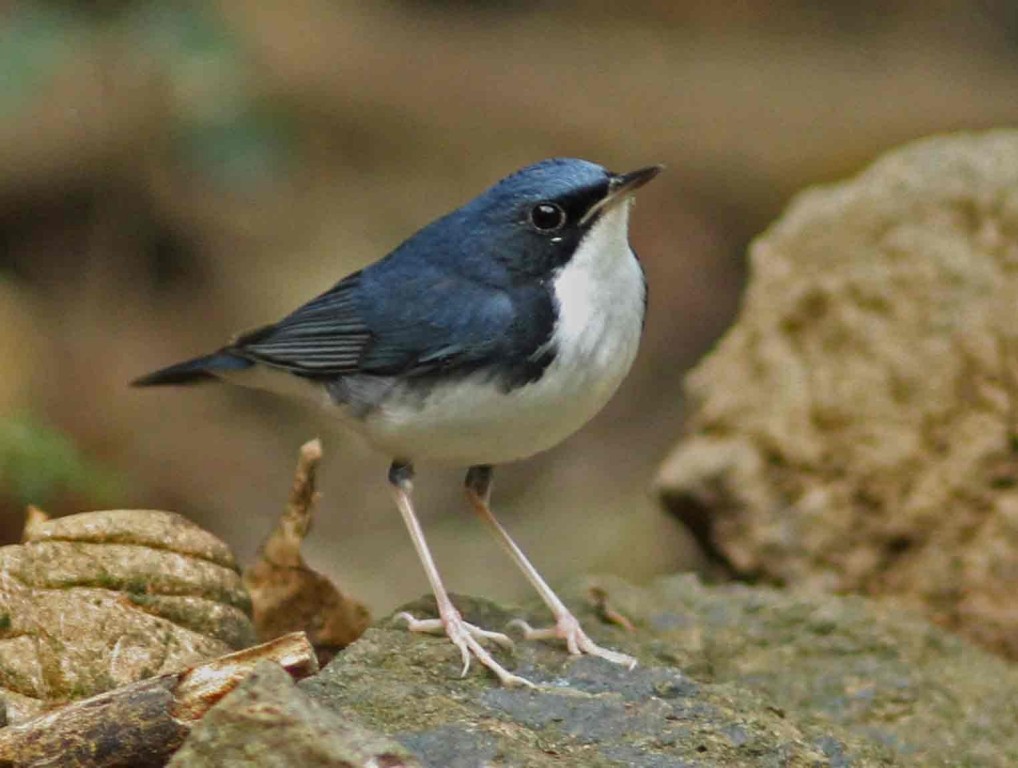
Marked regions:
[580,164,663,225]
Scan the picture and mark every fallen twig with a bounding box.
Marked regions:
[0,632,317,768]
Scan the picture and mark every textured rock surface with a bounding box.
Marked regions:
[657,131,1018,659]
[299,576,1017,767]
[0,509,256,723]
[169,660,418,767]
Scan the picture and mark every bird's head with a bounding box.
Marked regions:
[412,158,662,281]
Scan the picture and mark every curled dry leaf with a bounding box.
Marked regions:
[587,585,636,633]
[243,439,371,665]
[0,507,256,723]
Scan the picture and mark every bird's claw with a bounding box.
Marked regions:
[508,614,637,669]
[395,611,534,688]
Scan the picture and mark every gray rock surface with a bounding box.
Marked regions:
[656,130,1018,660]
[298,575,1017,767]
[168,660,419,767]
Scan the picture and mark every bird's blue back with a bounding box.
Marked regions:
[133,158,615,396]
[237,159,611,388]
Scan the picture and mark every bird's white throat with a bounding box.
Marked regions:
[550,199,644,378]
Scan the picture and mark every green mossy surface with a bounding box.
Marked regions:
[296,574,1018,766]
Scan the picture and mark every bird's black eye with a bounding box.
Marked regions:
[528,202,566,232]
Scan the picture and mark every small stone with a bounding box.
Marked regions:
[168,661,419,767]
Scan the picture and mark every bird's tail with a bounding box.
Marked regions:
[131,352,252,387]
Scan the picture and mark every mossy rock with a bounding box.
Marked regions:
[297,575,1016,766]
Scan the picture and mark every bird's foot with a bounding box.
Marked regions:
[395,611,535,688]
[508,612,637,669]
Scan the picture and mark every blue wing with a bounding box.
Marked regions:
[232,272,372,375]
[231,261,554,384]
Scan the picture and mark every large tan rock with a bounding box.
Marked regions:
[657,131,1018,659]
[0,509,256,723]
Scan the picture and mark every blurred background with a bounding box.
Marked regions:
[2,0,1018,614]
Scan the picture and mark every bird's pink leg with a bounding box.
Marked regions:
[464,466,637,669]
[389,462,533,688]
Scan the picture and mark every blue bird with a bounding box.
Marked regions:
[134,158,662,686]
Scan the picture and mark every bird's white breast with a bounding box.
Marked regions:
[357,202,646,465]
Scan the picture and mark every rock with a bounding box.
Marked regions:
[0,508,256,723]
[168,660,419,767]
[657,130,1018,660]
[301,576,1018,767]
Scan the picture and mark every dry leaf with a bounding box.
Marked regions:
[243,439,370,665]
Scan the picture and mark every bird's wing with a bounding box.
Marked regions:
[231,265,543,380]
[231,271,373,376]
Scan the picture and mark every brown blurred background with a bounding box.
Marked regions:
[2,0,1018,614]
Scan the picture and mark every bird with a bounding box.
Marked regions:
[133,158,662,687]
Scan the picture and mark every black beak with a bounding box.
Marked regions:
[610,165,664,195]
[581,164,663,225]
